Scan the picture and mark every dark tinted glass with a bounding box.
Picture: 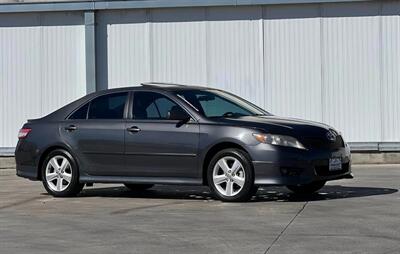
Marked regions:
[88,92,127,119]
[69,103,89,120]
[133,91,186,120]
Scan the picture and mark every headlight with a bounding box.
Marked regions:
[253,133,306,150]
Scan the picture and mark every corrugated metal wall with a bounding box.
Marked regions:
[381,2,400,143]
[1,1,399,151]
[0,12,86,149]
[103,1,400,143]
[263,5,322,123]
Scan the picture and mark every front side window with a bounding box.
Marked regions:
[133,91,188,120]
[88,92,128,119]
[175,90,267,118]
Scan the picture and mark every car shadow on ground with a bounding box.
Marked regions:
[75,185,398,202]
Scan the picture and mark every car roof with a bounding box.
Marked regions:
[100,82,211,94]
[41,82,211,121]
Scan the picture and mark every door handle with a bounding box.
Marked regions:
[127,126,141,133]
[65,125,77,131]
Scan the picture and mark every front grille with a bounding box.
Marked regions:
[301,135,345,150]
[315,162,350,176]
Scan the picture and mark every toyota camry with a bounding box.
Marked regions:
[15,83,352,202]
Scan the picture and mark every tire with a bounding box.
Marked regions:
[124,184,154,191]
[207,148,255,202]
[286,181,326,195]
[251,186,259,196]
[41,149,84,197]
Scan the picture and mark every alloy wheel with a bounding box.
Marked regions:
[212,156,245,196]
[45,155,72,192]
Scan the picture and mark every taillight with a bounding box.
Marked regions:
[18,128,31,139]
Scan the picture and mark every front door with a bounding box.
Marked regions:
[124,91,199,178]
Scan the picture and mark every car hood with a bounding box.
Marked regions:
[215,115,335,138]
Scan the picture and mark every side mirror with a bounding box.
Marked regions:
[168,106,190,122]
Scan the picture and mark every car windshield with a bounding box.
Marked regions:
[174,89,269,118]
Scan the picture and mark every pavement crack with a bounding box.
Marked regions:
[0,196,43,210]
[109,201,185,215]
[264,201,308,254]
[381,246,400,254]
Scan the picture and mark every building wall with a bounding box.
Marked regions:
[0,12,86,149]
[0,1,399,152]
[101,1,400,144]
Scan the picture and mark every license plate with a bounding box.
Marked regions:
[329,158,342,171]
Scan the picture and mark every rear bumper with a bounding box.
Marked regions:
[252,145,352,186]
[15,140,40,181]
[16,165,38,180]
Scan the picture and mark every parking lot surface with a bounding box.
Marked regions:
[0,164,399,254]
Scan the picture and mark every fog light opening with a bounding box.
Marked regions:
[280,167,303,176]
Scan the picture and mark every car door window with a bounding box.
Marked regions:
[88,92,128,119]
[133,91,187,120]
[69,103,89,119]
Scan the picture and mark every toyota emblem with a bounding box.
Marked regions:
[326,130,337,142]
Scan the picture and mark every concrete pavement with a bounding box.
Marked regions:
[0,165,399,254]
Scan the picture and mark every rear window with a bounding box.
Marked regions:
[88,92,128,119]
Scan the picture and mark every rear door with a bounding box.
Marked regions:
[124,91,200,178]
[61,92,128,176]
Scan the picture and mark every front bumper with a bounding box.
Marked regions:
[252,145,352,186]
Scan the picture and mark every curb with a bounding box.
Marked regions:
[351,152,400,165]
[0,157,16,170]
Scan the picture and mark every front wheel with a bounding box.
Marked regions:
[286,181,326,194]
[207,148,255,202]
[41,149,83,197]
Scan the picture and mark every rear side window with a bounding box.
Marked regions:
[88,92,128,119]
[69,103,89,120]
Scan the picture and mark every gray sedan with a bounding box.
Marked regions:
[15,83,352,202]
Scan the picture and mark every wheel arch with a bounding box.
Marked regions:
[37,144,78,180]
[201,141,252,185]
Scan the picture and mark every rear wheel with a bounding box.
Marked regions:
[41,149,83,197]
[124,184,154,191]
[286,181,326,194]
[207,148,254,202]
